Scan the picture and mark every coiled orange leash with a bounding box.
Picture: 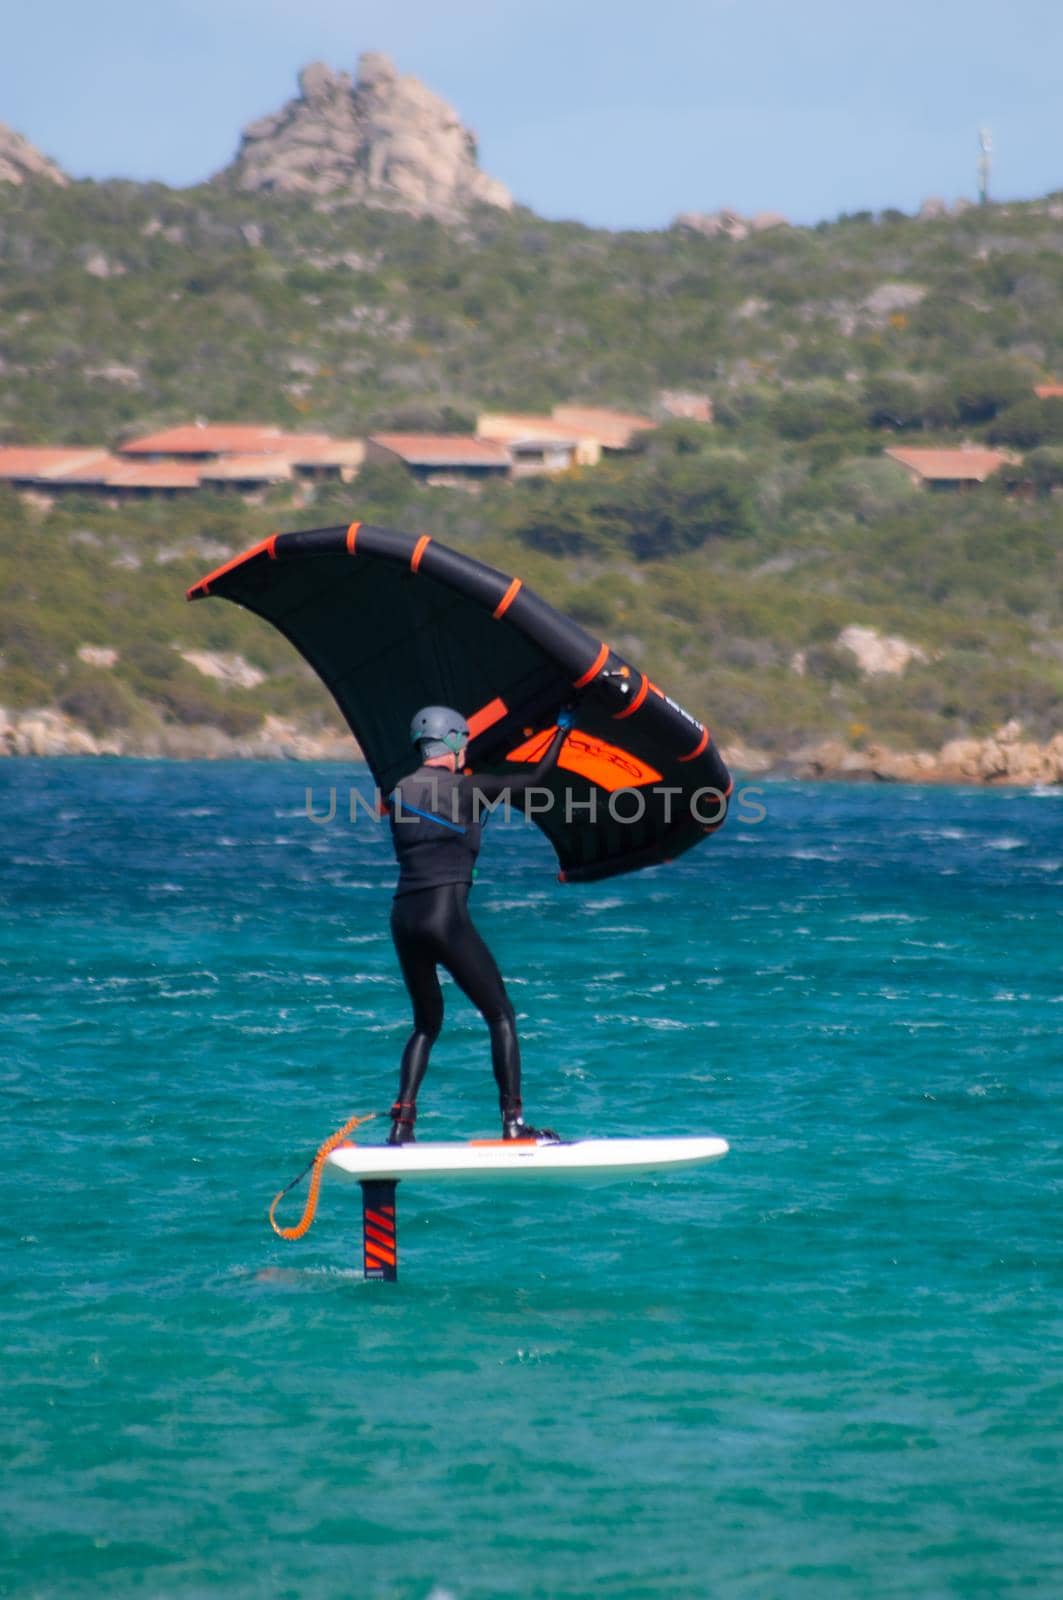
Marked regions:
[269,1111,379,1240]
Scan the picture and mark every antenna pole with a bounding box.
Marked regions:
[978,127,992,207]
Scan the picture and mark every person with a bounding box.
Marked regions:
[385,703,574,1146]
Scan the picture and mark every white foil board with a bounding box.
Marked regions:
[327,1135,729,1184]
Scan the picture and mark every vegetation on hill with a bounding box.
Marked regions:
[1,178,1062,756]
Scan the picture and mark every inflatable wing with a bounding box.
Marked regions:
[188,523,732,883]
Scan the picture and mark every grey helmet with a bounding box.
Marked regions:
[410,705,469,759]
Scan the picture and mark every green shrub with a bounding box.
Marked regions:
[0,606,65,676]
[771,386,863,440]
[1028,446,1063,495]
[58,668,140,734]
[827,457,920,523]
[646,419,713,457]
[123,638,181,687]
[713,390,770,429]
[802,644,863,685]
[512,485,615,558]
[509,454,756,561]
[149,676,259,734]
[935,359,1031,426]
[863,375,928,431]
[344,461,416,519]
[989,396,1063,448]
[368,402,477,434]
[628,457,757,558]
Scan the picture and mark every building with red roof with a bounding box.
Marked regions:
[884,445,1015,488]
[0,447,112,485]
[550,405,657,452]
[44,454,131,488]
[199,454,294,491]
[119,421,365,482]
[107,461,202,496]
[0,446,202,498]
[476,413,595,471]
[119,423,301,459]
[366,434,511,486]
[277,436,365,481]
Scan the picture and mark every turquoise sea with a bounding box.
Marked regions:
[1,760,1060,1599]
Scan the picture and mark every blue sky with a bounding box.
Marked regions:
[3,0,1060,228]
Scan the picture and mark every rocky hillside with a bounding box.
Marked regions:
[0,122,67,188]
[0,66,1061,771]
[218,53,511,222]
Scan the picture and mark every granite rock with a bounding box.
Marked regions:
[218,53,512,222]
[0,122,68,187]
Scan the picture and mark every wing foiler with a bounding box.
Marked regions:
[188,522,732,883]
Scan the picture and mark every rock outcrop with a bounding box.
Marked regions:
[4,704,1062,784]
[218,53,512,221]
[917,196,975,221]
[673,209,787,241]
[836,625,930,677]
[0,706,355,762]
[861,282,927,321]
[655,389,714,423]
[178,650,266,690]
[0,122,68,187]
[793,721,1063,786]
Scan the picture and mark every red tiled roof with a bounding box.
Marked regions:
[884,446,1012,481]
[0,448,204,489]
[42,453,126,484]
[121,424,282,455]
[1034,384,1063,399]
[120,423,332,456]
[550,405,657,445]
[0,447,108,479]
[477,413,584,444]
[370,434,511,467]
[278,436,364,465]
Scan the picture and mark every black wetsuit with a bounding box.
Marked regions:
[387,728,566,1128]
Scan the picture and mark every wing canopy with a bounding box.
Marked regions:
[188,523,731,882]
